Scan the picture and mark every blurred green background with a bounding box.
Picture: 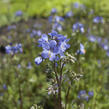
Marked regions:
[0,0,109,26]
[0,0,109,109]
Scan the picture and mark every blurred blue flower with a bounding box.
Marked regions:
[88,35,97,42]
[106,50,109,56]
[88,91,94,97]
[77,43,85,55]
[73,2,79,8]
[5,45,12,54]
[37,30,42,36]
[72,23,84,33]
[27,62,32,69]
[96,37,102,44]
[48,16,53,23]
[5,43,23,54]
[3,84,7,90]
[12,43,23,53]
[78,90,86,99]
[15,10,23,16]
[78,90,89,101]
[52,23,63,32]
[41,50,56,61]
[51,8,57,14]
[30,30,42,37]
[35,57,42,65]
[30,30,37,37]
[48,30,58,37]
[93,16,103,23]
[7,25,16,31]
[102,44,109,50]
[55,16,64,23]
[17,64,21,69]
[85,96,89,101]
[8,35,12,39]
[78,90,94,101]
[66,11,73,18]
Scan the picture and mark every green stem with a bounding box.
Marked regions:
[65,86,71,109]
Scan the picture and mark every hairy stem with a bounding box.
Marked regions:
[65,86,71,109]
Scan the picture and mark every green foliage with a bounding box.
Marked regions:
[0,0,109,26]
[0,0,109,109]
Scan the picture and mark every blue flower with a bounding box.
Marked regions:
[7,25,16,31]
[73,2,79,8]
[106,50,109,56]
[55,16,64,23]
[48,30,58,38]
[5,45,12,54]
[88,35,97,42]
[8,35,12,39]
[48,16,53,23]
[78,90,86,95]
[12,43,23,53]
[27,62,32,69]
[35,31,70,63]
[51,8,57,14]
[66,11,73,18]
[72,23,84,33]
[17,64,21,69]
[38,34,49,49]
[77,43,85,54]
[35,57,42,65]
[15,10,23,16]
[37,30,42,36]
[52,23,63,32]
[49,40,57,49]
[41,50,57,61]
[102,44,109,50]
[3,84,7,90]
[85,96,89,101]
[30,30,42,37]
[59,39,70,53]
[96,37,102,43]
[41,50,49,59]
[78,90,89,101]
[88,91,94,97]
[30,30,37,37]
[93,16,103,23]
[5,43,23,54]
[78,90,86,99]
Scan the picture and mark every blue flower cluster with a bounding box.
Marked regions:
[5,43,23,54]
[87,35,109,56]
[78,90,94,101]
[30,30,42,37]
[35,31,70,65]
[73,2,86,10]
[93,16,103,24]
[72,22,84,33]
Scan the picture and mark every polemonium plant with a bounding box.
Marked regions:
[34,31,83,109]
